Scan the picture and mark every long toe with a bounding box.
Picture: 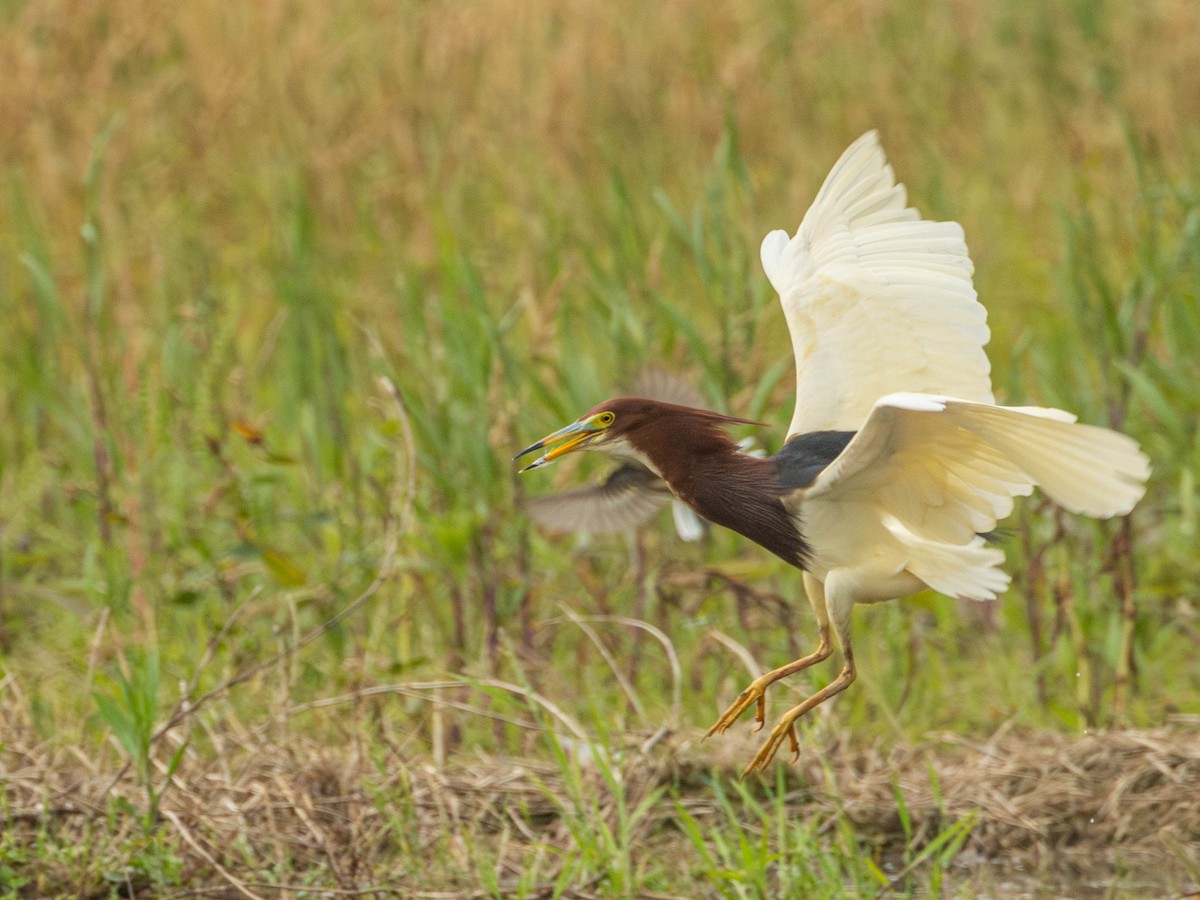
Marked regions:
[705,683,766,738]
[742,662,859,773]
[742,722,792,776]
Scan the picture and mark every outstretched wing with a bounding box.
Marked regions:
[525,463,671,535]
[802,393,1150,544]
[762,132,994,437]
[792,393,1148,601]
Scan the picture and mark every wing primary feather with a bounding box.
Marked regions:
[765,133,995,435]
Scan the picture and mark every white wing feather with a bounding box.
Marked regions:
[805,393,1150,542]
[792,393,1149,601]
[763,132,994,437]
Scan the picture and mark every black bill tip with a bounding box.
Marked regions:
[513,440,545,462]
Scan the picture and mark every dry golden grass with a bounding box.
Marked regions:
[4,689,1199,896]
[4,1,1200,895]
[4,1,1200,323]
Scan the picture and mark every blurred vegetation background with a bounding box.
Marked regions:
[1,0,1199,894]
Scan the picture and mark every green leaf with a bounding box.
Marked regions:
[261,547,307,586]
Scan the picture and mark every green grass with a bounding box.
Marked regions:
[2,0,1200,895]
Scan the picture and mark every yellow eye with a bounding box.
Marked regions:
[596,411,616,426]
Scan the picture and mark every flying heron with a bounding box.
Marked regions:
[514,132,1150,774]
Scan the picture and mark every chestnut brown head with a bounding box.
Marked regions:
[513,397,761,472]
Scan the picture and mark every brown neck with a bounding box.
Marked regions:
[628,412,809,569]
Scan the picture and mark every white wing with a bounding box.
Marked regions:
[804,393,1150,541]
[762,132,994,437]
[795,393,1149,600]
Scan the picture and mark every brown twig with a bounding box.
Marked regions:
[1111,515,1139,723]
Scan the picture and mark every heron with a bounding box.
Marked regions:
[514,132,1150,774]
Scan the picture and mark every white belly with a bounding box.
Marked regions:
[795,496,1006,603]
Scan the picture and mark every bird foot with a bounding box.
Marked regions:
[704,679,770,738]
[740,663,857,776]
[740,721,801,776]
[706,638,836,740]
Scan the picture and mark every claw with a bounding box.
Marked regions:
[751,693,767,732]
[740,722,792,776]
[706,634,834,743]
[706,691,748,737]
[739,661,858,776]
[706,679,770,739]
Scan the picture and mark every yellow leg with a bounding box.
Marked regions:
[706,572,834,738]
[739,570,863,775]
[741,654,857,776]
[704,627,831,738]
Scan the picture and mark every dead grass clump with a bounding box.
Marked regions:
[3,707,1199,895]
[808,726,1200,879]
